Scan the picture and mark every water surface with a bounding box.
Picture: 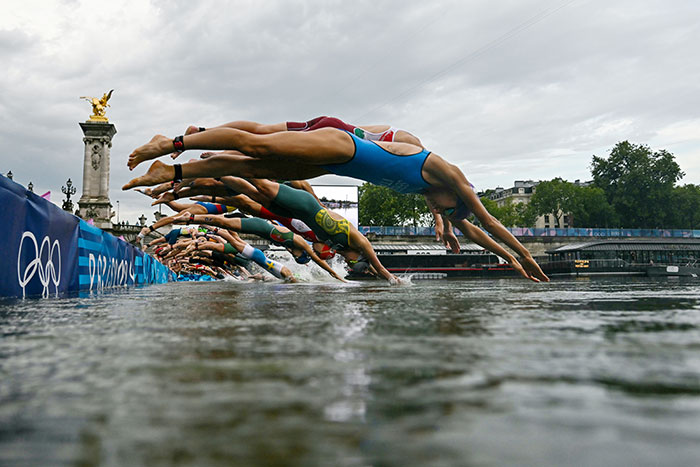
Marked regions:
[2,277,700,466]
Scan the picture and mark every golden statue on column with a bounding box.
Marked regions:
[80,89,114,122]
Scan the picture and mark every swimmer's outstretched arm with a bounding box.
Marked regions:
[424,195,460,252]
[147,237,167,247]
[451,219,536,282]
[432,162,549,282]
[349,230,398,284]
[292,236,347,283]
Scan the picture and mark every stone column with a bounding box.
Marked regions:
[77,121,117,229]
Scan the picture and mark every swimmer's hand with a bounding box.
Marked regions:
[520,256,550,282]
[333,271,349,283]
[388,275,402,285]
[442,229,461,254]
[508,256,549,283]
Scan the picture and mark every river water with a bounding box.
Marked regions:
[2,276,700,466]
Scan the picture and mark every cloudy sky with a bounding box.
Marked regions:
[2,0,699,223]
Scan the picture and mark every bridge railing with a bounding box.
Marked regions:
[359,226,700,238]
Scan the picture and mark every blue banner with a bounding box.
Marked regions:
[1,175,174,298]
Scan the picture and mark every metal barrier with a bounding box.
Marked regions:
[359,225,700,238]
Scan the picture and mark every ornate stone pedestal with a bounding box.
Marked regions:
[77,121,117,229]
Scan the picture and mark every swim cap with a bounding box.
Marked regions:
[295,251,312,264]
[349,254,369,273]
[444,199,471,220]
[315,243,336,260]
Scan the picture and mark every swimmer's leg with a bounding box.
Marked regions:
[240,244,294,282]
[123,157,328,190]
[128,127,353,170]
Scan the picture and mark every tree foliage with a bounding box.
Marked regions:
[358,183,432,227]
[591,141,684,228]
[568,185,618,227]
[528,178,617,228]
[666,184,700,229]
[481,197,535,227]
[528,178,574,227]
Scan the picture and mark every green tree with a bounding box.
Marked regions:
[569,185,618,227]
[591,141,684,228]
[480,196,535,227]
[666,184,700,229]
[358,183,432,226]
[528,178,575,227]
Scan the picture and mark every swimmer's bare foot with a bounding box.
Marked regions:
[172,126,202,159]
[122,160,175,190]
[172,211,192,224]
[150,181,179,197]
[128,135,174,170]
[134,188,154,197]
[151,192,176,206]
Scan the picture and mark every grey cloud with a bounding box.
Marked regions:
[2,0,699,222]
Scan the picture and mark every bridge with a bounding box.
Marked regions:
[359,227,700,257]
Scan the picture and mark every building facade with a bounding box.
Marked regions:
[486,179,590,229]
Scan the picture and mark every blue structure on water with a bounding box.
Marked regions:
[1,174,174,298]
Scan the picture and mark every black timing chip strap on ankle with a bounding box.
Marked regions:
[173,164,183,183]
[173,135,185,151]
[198,127,206,132]
[187,214,195,225]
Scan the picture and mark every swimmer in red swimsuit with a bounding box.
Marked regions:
[167,116,423,155]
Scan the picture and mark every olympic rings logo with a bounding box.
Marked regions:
[17,231,62,298]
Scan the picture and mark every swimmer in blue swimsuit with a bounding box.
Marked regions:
[125,126,549,282]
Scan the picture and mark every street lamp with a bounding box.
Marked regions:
[116,200,120,224]
[61,178,76,212]
[7,171,12,180]
[138,214,147,226]
[27,181,33,192]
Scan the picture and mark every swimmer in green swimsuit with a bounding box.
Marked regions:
[206,177,398,283]
[171,212,346,282]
